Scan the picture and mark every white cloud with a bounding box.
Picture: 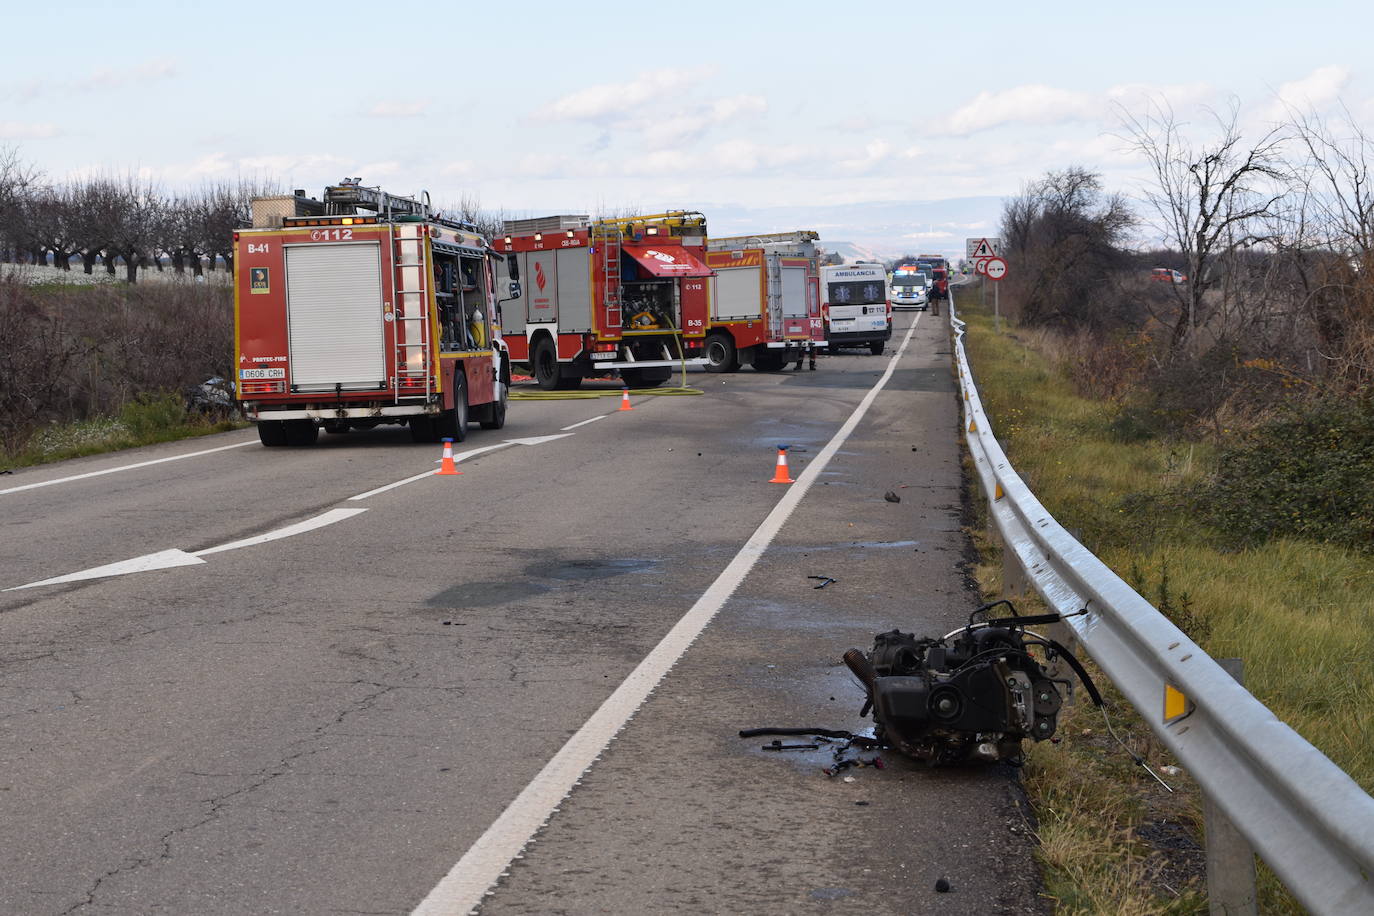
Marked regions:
[839,139,893,172]
[1264,65,1350,119]
[940,85,1098,135]
[937,81,1219,136]
[535,67,712,122]
[367,100,429,118]
[13,59,178,101]
[0,121,59,140]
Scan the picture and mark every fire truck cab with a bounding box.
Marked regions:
[234,181,512,446]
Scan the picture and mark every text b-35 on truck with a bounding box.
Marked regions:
[234,182,512,446]
[495,212,711,389]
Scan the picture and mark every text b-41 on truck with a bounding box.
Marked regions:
[234,181,513,446]
[494,212,711,389]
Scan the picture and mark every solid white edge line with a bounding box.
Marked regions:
[0,440,257,496]
[411,315,923,916]
[561,415,608,432]
[192,507,368,556]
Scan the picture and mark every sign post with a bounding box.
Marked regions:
[984,257,1008,333]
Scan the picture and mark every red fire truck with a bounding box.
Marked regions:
[700,231,824,372]
[234,182,512,446]
[494,212,711,389]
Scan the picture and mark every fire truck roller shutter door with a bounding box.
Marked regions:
[526,250,557,326]
[713,265,764,321]
[781,265,807,318]
[284,242,386,390]
[556,248,592,334]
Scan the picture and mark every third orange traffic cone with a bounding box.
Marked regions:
[436,437,461,476]
[769,445,794,484]
[618,388,634,411]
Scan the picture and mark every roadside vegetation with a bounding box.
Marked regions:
[0,275,242,469]
[955,100,1374,912]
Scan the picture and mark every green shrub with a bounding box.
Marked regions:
[118,391,189,440]
[1194,399,1374,552]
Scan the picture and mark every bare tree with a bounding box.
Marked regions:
[0,146,42,263]
[1119,99,1290,357]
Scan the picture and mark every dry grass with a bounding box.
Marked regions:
[956,285,1358,912]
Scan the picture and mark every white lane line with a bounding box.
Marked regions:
[349,436,573,501]
[5,549,206,591]
[412,315,923,916]
[0,440,257,497]
[561,415,608,432]
[191,507,367,556]
[5,507,369,590]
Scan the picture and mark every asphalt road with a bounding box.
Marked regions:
[0,303,1046,915]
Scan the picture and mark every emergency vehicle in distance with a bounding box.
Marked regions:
[233,181,512,446]
[701,230,824,372]
[890,265,929,311]
[820,262,891,354]
[495,212,711,389]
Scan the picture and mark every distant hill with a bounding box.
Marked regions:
[702,196,1005,263]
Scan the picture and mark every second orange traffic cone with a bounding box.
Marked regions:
[769,445,795,484]
[436,437,461,476]
[618,388,634,411]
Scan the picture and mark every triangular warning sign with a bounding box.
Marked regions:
[972,239,995,259]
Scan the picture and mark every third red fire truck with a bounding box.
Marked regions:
[495,212,711,389]
[700,230,824,372]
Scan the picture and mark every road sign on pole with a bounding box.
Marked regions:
[966,237,1001,260]
[985,257,1008,281]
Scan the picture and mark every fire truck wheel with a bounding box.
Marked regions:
[283,420,319,446]
[435,370,470,442]
[703,333,739,373]
[256,420,288,447]
[479,382,508,430]
[533,338,561,391]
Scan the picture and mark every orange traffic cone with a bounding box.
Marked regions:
[436,437,462,476]
[769,445,795,484]
[618,388,634,411]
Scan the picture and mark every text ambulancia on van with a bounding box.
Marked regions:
[820,263,892,354]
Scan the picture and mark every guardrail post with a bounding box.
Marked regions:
[1205,657,1258,916]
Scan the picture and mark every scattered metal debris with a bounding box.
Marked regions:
[807,575,837,589]
[883,490,901,503]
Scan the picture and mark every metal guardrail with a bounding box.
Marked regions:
[948,289,1374,914]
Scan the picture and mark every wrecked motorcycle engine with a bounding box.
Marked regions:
[844,616,1065,766]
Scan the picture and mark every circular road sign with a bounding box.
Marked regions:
[985,257,1008,281]
[974,258,988,276]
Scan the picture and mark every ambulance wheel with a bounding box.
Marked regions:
[257,420,288,447]
[533,338,561,391]
[480,382,508,430]
[435,370,470,442]
[283,419,319,446]
[869,340,885,355]
[703,333,739,373]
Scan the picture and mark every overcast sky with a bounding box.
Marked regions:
[3,0,1371,259]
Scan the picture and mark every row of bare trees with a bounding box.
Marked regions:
[0,148,271,282]
[999,101,1374,431]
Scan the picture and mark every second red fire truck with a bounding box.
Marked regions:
[495,212,711,389]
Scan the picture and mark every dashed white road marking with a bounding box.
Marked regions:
[561,415,608,431]
[411,315,924,916]
[0,440,257,497]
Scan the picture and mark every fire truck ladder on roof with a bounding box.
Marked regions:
[392,225,432,400]
[326,182,431,221]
